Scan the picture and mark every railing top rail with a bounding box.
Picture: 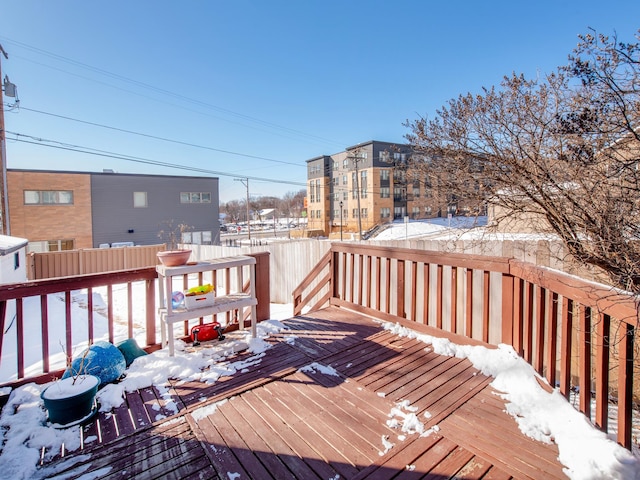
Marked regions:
[331,242,512,273]
[510,260,639,326]
[0,267,158,301]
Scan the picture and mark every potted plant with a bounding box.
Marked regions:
[157,220,193,266]
[40,349,100,427]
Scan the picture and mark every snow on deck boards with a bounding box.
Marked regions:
[38,306,566,479]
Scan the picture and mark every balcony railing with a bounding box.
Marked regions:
[0,252,270,387]
[293,243,638,450]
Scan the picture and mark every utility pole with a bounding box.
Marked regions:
[0,44,10,235]
[234,177,250,241]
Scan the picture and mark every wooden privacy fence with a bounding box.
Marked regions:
[293,242,639,450]
[27,244,167,280]
[0,252,270,386]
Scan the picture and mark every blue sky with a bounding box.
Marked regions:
[1,1,638,202]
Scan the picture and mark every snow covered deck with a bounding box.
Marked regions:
[38,307,566,479]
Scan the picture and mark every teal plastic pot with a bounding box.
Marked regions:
[41,375,99,427]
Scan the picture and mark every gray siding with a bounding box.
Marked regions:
[90,173,219,247]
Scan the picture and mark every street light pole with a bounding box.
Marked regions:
[339,200,343,241]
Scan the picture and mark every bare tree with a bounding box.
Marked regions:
[277,190,303,219]
[220,199,245,223]
[405,29,640,293]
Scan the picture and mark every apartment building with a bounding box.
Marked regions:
[7,169,220,251]
[305,140,441,237]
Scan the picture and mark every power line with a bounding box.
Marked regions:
[13,105,305,167]
[9,135,307,188]
[0,36,346,148]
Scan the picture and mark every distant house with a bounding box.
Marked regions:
[0,234,28,284]
[7,169,220,251]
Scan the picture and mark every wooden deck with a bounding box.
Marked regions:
[38,307,567,479]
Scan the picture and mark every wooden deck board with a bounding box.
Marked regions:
[247,385,360,479]
[33,306,568,479]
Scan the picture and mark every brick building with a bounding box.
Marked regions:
[305,140,443,237]
[7,169,220,251]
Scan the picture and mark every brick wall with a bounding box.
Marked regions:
[7,171,94,248]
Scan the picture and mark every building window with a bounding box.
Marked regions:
[380,207,390,219]
[412,207,420,219]
[133,191,147,208]
[380,187,390,198]
[24,190,73,205]
[342,175,347,185]
[352,208,358,219]
[343,191,348,200]
[394,170,406,182]
[394,207,404,218]
[343,159,349,169]
[309,164,321,175]
[181,192,212,203]
[47,239,75,252]
[360,170,368,198]
[413,187,420,198]
[380,169,390,181]
[379,151,391,163]
[316,210,321,218]
[352,172,357,199]
[361,208,368,218]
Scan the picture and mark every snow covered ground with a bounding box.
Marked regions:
[372,215,488,240]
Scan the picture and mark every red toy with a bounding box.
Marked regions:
[190,322,225,345]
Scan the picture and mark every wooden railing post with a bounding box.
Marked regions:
[248,252,271,321]
[578,305,592,417]
[534,287,546,374]
[145,277,156,346]
[617,321,634,449]
[545,292,559,387]
[397,259,405,319]
[501,274,515,346]
[560,298,574,399]
[332,250,340,299]
[594,313,610,432]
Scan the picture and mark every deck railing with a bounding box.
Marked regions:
[293,242,638,450]
[0,252,270,387]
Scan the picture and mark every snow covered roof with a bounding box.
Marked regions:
[0,235,28,256]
